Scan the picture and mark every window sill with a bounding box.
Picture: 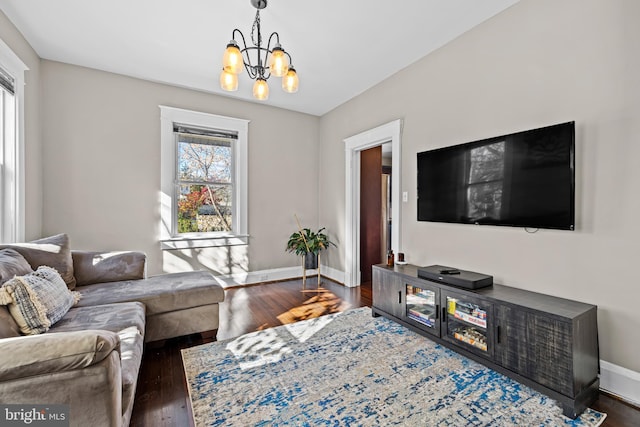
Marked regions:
[160,234,249,250]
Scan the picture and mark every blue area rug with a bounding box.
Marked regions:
[182,307,606,426]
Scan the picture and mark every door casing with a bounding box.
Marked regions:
[344,119,402,287]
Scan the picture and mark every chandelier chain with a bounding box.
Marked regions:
[251,10,262,47]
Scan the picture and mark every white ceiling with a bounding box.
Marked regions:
[0,0,519,116]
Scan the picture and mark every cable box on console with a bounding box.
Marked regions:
[417,265,493,289]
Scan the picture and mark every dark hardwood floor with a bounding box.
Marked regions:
[130,278,637,427]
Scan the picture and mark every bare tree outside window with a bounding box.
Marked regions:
[176,134,234,234]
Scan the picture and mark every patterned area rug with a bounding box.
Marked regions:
[182,307,606,426]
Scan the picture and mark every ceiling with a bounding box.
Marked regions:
[0,0,519,116]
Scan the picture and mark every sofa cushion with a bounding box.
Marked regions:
[0,248,33,284]
[52,302,146,337]
[51,301,146,414]
[0,249,30,339]
[0,234,76,289]
[0,306,20,338]
[0,329,120,382]
[72,251,146,286]
[75,271,224,316]
[0,266,80,335]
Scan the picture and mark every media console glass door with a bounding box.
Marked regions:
[405,279,440,337]
[441,290,494,358]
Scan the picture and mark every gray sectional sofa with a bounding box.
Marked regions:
[0,234,225,427]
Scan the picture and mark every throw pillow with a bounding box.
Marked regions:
[0,248,33,284]
[0,266,81,335]
[0,234,76,289]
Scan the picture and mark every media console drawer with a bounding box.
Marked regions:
[371,264,599,419]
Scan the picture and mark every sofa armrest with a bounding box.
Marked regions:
[0,330,120,382]
[72,250,147,286]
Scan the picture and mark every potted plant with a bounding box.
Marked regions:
[286,225,336,270]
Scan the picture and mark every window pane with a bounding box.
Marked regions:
[178,139,231,184]
[177,184,233,233]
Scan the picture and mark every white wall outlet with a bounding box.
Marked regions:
[402,191,408,203]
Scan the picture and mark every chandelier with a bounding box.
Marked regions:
[219,0,299,101]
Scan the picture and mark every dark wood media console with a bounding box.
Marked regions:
[372,264,600,419]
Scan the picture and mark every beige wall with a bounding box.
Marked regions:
[40,61,319,276]
[0,10,42,240]
[319,0,640,372]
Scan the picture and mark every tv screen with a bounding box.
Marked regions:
[417,121,575,230]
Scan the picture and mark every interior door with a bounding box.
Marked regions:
[360,145,382,282]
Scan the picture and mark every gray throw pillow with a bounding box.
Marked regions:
[0,248,33,284]
[0,234,76,290]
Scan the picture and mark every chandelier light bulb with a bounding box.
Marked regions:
[282,67,299,93]
[220,69,238,91]
[269,44,289,77]
[253,78,269,100]
[222,41,243,74]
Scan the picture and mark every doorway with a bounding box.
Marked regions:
[343,119,402,287]
[359,144,392,283]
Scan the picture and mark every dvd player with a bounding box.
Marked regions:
[417,265,493,289]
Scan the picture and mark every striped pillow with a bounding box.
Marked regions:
[0,266,80,335]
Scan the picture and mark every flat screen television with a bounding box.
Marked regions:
[417,121,575,230]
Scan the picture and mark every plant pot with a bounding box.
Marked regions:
[304,252,318,270]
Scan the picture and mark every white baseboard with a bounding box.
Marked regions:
[214,266,301,288]
[214,266,347,288]
[320,265,346,285]
[600,360,640,406]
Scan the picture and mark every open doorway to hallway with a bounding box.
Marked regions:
[359,142,392,285]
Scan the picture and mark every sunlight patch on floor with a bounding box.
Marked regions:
[285,313,334,344]
[276,289,351,325]
[225,328,292,370]
[224,289,352,370]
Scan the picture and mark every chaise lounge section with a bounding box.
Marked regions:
[71,251,225,342]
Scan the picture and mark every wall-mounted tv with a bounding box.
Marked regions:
[417,121,575,230]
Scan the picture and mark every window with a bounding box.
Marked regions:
[160,106,249,249]
[175,125,235,234]
[0,40,27,244]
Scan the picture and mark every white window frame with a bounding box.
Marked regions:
[160,106,249,250]
[0,38,27,244]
